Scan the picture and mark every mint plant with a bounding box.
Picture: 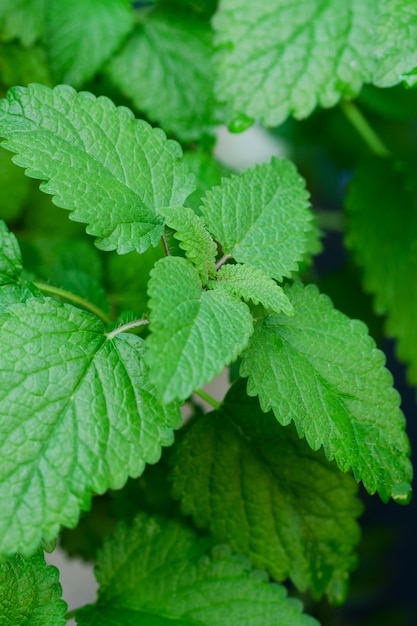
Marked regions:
[0,1,415,624]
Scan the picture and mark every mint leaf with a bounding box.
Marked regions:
[146,256,253,403]
[0,220,22,284]
[159,206,217,284]
[77,513,318,626]
[46,0,134,87]
[346,159,417,385]
[240,282,412,503]
[213,0,417,127]
[0,84,195,254]
[0,0,46,47]
[171,382,362,603]
[200,158,312,281]
[106,9,219,141]
[0,297,181,558]
[209,263,294,315]
[0,283,43,314]
[373,0,417,87]
[0,550,67,625]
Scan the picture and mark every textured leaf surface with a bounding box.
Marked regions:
[373,0,417,87]
[0,0,46,46]
[0,298,181,558]
[106,9,219,140]
[240,282,412,503]
[171,383,362,603]
[213,0,417,127]
[0,84,195,254]
[46,0,134,87]
[0,551,67,625]
[210,263,294,315]
[0,282,43,314]
[146,256,253,403]
[346,159,417,385]
[200,158,312,280]
[160,206,217,284]
[77,514,318,626]
[0,220,22,285]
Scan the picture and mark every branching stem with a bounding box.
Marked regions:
[106,318,149,339]
[34,282,112,325]
[194,389,222,410]
[340,100,390,157]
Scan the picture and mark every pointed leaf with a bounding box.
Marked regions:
[209,263,294,315]
[77,514,318,626]
[213,0,417,127]
[0,297,181,558]
[346,159,417,385]
[171,382,362,603]
[159,206,217,283]
[146,256,253,403]
[0,551,67,625]
[0,220,22,285]
[240,282,412,503]
[0,84,195,254]
[106,9,219,141]
[200,158,312,281]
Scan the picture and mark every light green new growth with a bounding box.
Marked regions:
[146,256,254,403]
[106,8,219,141]
[46,0,134,87]
[160,205,217,284]
[213,0,417,127]
[346,159,417,385]
[200,158,312,281]
[0,297,181,558]
[77,513,319,626]
[171,383,362,603]
[240,282,412,503]
[0,551,67,625]
[0,84,195,254]
[210,263,294,315]
[0,219,22,284]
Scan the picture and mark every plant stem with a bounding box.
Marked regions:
[106,318,149,339]
[216,253,231,271]
[65,607,81,621]
[340,100,390,157]
[161,233,171,256]
[194,389,222,410]
[34,282,112,325]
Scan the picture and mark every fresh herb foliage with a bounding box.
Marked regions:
[0,1,415,624]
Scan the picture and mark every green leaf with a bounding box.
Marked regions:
[0,84,195,254]
[0,297,181,558]
[183,150,228,216]
[240,282,412,503]
[171,382,362,603]
[373,0,417,87]
[346,159,417,386]
[0,0,46,47]
[0,550,67,625]
[200,158,312,280]
[76,513,319,626]
[146,256,253,403]
[46,0,134,87]
[106,8,220,141]
[213,0,417,127]
[0,220,22,285]
[159,206,217,284]
[209,263,294,315]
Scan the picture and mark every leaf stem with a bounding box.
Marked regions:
[340,100,390,157]
[216,253,231,271]
[106,318,149,339]
[34,282,112,325]
[161,233,171,256]
[65,607,81,621]
[194,389,222,410]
